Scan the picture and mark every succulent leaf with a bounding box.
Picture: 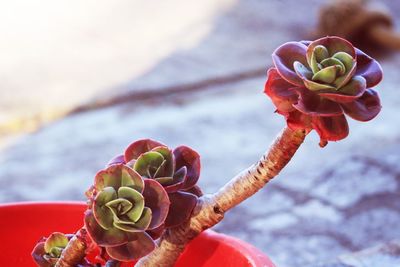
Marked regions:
[272,41,308,86]
[44,232,68,257]
[265,36,382,145]
[165,192,197,228]
[105,232,155,261]
[85,163,171,261]
[173,146,201,190]
[142,179,170,229]
[312,65,338,84]
[124,139,165,162]
[134,151,165,178]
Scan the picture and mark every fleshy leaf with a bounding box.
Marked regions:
[107,199,133,220]
[332,51,356,88]
[94,164,144,193]
[142,179,170,229]
[105,232,155,261]
[286,110,313,131]
[114,208,151,232]
[313,45,329,62]
[312,65,338,84]
[146,224,165,240]
[306,36,355,66]
[124,139,165,162]
[341,89,381,121]
[134,151,164,178]
[293,87,343,116]
[183,184,203,197]
[355,48,383,88]
[151,146,174,177]
[94,187,117,230]
[320,57,345,75]
[264,68,298,113]
[107,154,125,167]
[303,78,336,91]
[32,242,52,267]
[44,233,68,255]
[164,166,187,193]
[118,187,144,222]
[85,210,136,246]
[165,192,197,228]
[293,61,313,80]
[173,146,201,190]
[319,76,366,103]
[272,41,308,86]
[312,114,349,142]
[155,177,174,185]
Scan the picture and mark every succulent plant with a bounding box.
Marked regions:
[32,232,93,267]
[265,36,382,146]
[108,139,201,228]
[84,164,170,261]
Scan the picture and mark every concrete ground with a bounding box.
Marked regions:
[1,0,400,266]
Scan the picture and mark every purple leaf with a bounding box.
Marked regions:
[355,48,383,88]
[319,76,366,103]
[293,87,343,116]
[105,232,155,261]
[341,89,381,121]
[84,210,136,247]
[165,191,197,228]
[272,41,308,86]
[142,179,170,230]
[106,154,125,167]
[173,146,201,190]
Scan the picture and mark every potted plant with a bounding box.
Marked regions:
[0,36,382,267]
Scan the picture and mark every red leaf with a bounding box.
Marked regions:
[124,139,165,162]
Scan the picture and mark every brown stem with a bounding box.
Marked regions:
[368,24,400,50]
[136,127,307,267]
[55,228,88,267]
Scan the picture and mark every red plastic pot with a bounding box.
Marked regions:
[0,202,275,267]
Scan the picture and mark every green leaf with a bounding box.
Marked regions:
[155,177,174,185]
[113,208,152,232]
[106,198,133,221]
[338,75,366,95]
[120,167,144,192]
[303,79,336,91]
[312,65,338,84]
[95,187,117,206]
[84,210,134,246]
[293,61,313,80]
[320,57,345,75]
[152,147,174,177]
[44,232,68,255]
[332,51,356,88]
[313,45,329,62]
[118,186,144,222]
[94,187,117,230]
[134,151,165,178]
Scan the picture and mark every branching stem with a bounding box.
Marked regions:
[136,127,307,267]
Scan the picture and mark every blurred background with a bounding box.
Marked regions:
[1,0,400,266]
